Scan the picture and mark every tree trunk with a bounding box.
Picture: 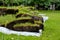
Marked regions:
[50,4,55,10]
[52,4,55,10]
[2,0,5,6]
[50,5,53,10]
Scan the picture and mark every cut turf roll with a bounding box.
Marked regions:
[0,8,18,16]
[6,13,44,33]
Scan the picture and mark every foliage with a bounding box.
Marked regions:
[0,0,60,9]
[0,0,59,6]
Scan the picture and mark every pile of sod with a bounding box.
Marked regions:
[6,13,43,33]
[0,7,18,16]
[0,6,44,33]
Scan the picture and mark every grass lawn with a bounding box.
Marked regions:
[0,10,60,40]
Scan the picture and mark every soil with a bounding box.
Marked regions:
[0,8,18,15]
[13,26,40,33]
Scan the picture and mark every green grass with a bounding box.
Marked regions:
[14,23,39,27]
[16,17,31,20]
[39,10,60,40]
[0,15,16,26]
[0,6,60,40]
[0,10,60,40]
[0,6,18,9]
